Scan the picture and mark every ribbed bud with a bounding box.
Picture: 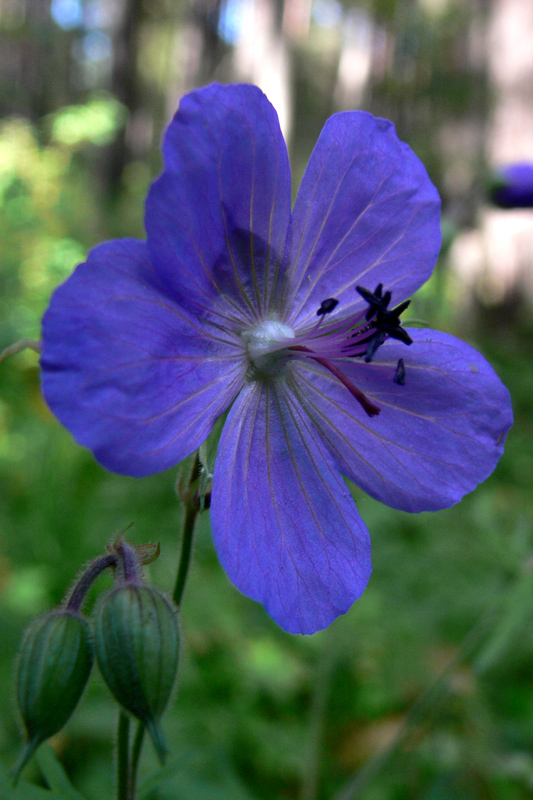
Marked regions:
[94,584,180,763]
[13,610,94,778]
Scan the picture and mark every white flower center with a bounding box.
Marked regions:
[242,319,295,377]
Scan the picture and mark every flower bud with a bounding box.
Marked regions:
[94,584,180,763]
[13,610,94,778]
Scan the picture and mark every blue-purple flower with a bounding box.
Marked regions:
[489,162,533,209]
[41,84,513,635]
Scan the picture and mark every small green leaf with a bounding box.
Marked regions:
[0,765,52,800]
[198,413,226,477]
[35,745,86,800]
[137,751,197,799]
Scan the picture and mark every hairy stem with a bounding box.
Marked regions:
[117,711,130,800]
[65,554,116,613]
[126,452,202,794]
[173,501,199,608]
[173,453,201,608]
[129,722,146,797]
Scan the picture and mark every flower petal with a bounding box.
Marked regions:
[211,379,372,634]
[286,111,441,326]
[41,240,245,476]
[290,329,512,512]
[145,83,292,323]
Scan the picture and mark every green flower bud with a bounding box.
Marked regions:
[13,610,94,778]
[94,584,180,763]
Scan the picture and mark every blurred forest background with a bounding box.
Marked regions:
[0,0,532,798]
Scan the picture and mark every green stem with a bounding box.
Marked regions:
[173,453,201,608]
[117,711,130,800]
[0,337,41,365]
[173,500,199,607]
[65,553,116,612]
[129,722,146,797]
[124,454,201,796]
[331,601,500,800]
[300,633,337,800]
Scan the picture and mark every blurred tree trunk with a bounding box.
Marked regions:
[171,0,227,104]
[105,0,146,199]
[233,0,293,141]
[0,0,74,119]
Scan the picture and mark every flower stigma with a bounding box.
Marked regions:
[242,319,296,377]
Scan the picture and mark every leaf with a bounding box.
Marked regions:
[138,749,257,800]
[198,413,226,478]
[0,768,51,800]
[35,746,86,800]
[138,750,198,799]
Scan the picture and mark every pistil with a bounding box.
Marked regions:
[290,345,380,416]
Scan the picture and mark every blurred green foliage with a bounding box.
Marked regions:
[50,96,126,148]
[0,94,128,349]
[0,65,532,800]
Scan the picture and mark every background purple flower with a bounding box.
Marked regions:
[489,162,533,209]
[41,83,513,635]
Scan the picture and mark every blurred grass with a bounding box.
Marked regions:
[0,98,532,800]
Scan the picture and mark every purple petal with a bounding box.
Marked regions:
[145,83,292,323]
[286,111,441,327]
[211,380,372,634]
[289,329,512,512]
[41,239,246,476]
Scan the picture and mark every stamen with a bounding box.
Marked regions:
[310,297,340,336]
[356,283,391,320]
[393,358,406,385]
[290,345,380,417]
[364,331,386,363]
[278,283,412,406]
[356,284,413,360]
[317,298,339,316]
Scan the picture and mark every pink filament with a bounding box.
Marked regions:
[289,345,380,417]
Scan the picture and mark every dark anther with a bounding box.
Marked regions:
[393,358,406,385]
[357,284,413,360]
[364,331,386,363]
[317,297,339,316]
[356,283,391,320]
[376,300,413,346]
